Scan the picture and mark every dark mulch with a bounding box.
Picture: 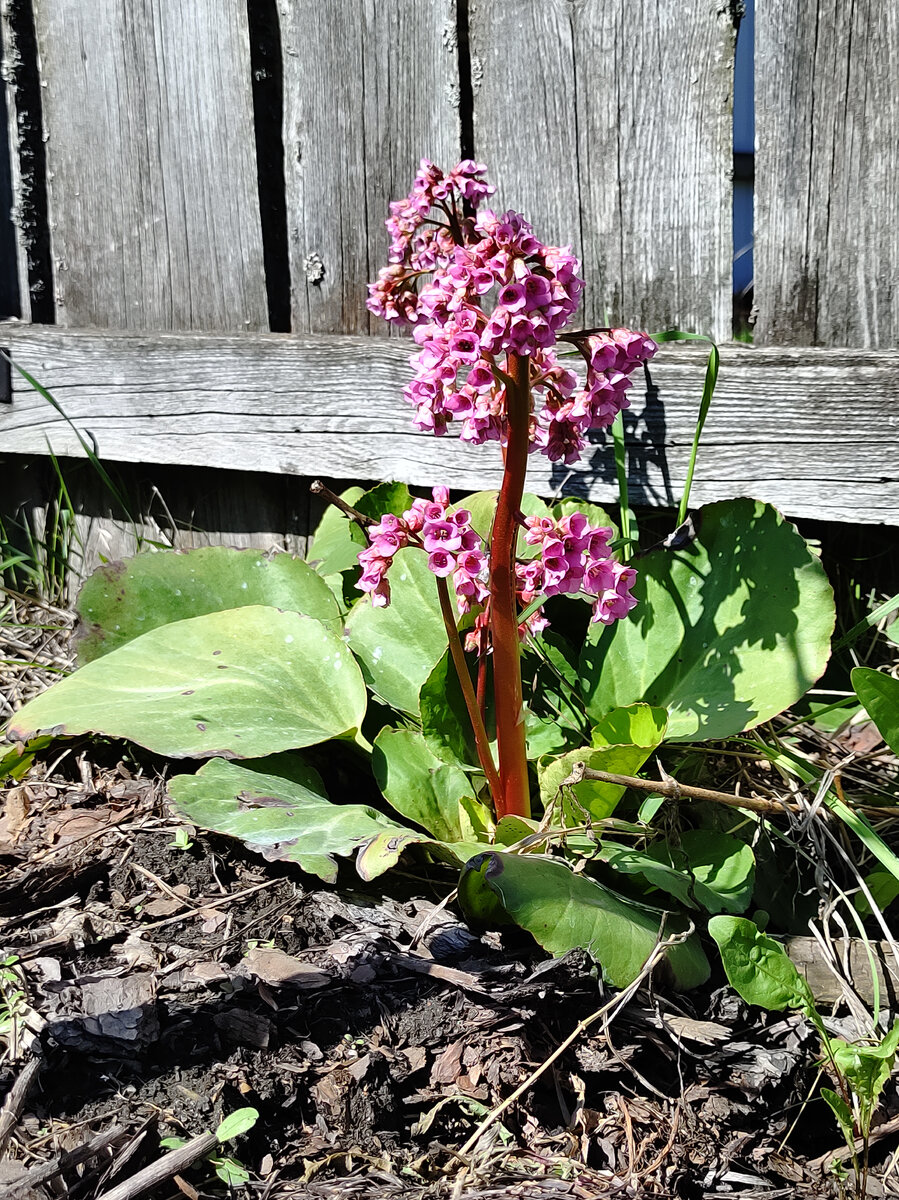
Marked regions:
[2,747,896,1199]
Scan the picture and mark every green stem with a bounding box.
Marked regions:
[611,411,631,561]
[488,354,532,820]
[435,577,503,806]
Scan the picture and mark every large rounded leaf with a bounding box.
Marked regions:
[459,851,709,989]
[345,547,450,715]
[372,727,476,842]
[168,757,422,883]
[579,499,835,740]
[76,547,340,664]
[9,606,367,758]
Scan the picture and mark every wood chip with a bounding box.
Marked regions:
[242,946,331,989]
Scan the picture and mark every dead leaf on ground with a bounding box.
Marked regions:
[0,786,31,849]
[242,946,331,990]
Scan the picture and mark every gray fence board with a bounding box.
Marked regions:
[469,0,734,341]
[281,0,460,335]
[2,326,897,525]
[32,0,267,331]
[1,3,30,321]
[755,0,899,347]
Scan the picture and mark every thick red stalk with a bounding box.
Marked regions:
[488,353,531,819]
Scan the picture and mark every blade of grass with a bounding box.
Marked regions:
[650,330,720,525]
[833,592,899,653]
[2,352,139,528]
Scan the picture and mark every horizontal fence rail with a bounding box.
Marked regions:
[2,326,898,525]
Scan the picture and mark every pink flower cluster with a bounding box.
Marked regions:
[519,512,638,629]
[366,159,658,464]
[357,487,489,612]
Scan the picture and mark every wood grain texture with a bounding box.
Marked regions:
[32,0,267,331]
[469,0,735,341]
[1,0,31,321]
[787,937,899,1009]
[755,0,899,347]
[281,0,460,334]
[4,454,321,603]
[2,325,898,525]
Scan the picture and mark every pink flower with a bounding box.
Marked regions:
[427,549,456,577]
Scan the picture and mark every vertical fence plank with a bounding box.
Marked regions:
[755,0,899,348]
[281,0,461,334]
[1,3,31,321]
[32,0,267,331]
[469,0,735,341]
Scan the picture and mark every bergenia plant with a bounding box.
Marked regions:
[359,159,654,820]
[5,159,838,990]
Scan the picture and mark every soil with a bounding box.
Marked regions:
[1,746,898,1199]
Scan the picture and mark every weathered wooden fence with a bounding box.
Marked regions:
[1,0,897,594]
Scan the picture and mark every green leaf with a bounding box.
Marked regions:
[852,667,899,756]
[551,497,618,542]
[75,547,340,664]
[455,491,552,553]
[647,830,755,915]
[709,915,814,1011]
[590,703,668,750]
[580,499,835,741]
[354,481,416,523]
[215,1107,260,1142]
[168,757,423,883]
[599,842,696,907]
[458,851,709,989]
[212,1156,250,1186]
[830,1021,899,1118]
[538,704,668,821]
[306,486,366,577]
[419,650,491,771]
[372,727,476,842]
[9,606,367,758]
[346,547,449,715]
[821,1088,856,1149]
[0,736,53,782]
[855,870,899,916]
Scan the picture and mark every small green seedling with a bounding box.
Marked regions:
[710,916,898,1198]
[159,1106,259,1187]
[168,826,194,851]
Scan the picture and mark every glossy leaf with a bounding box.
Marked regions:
[709,915,814,1011]
[168,756,422,883]
[372,726,476,842]
[458,851,709,989]
[9,606,366,758]
[419,650,491,771]
[852,667,899,756]
[76,547,339,663]
[306,486,366,577]
[580,499,835,740]
[647,830,755,914]
[346,547,450,715]
[215,1108,260,1142]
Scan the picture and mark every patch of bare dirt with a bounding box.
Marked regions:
[3,751,896,1199]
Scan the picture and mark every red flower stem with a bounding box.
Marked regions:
[489,353,531,820]
[435,577,503,808]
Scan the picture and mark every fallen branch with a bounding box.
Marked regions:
[6,1123,129,1196]
[0,1053,42,1157]
[564,762,892,820]
[94,1130,219,1200]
